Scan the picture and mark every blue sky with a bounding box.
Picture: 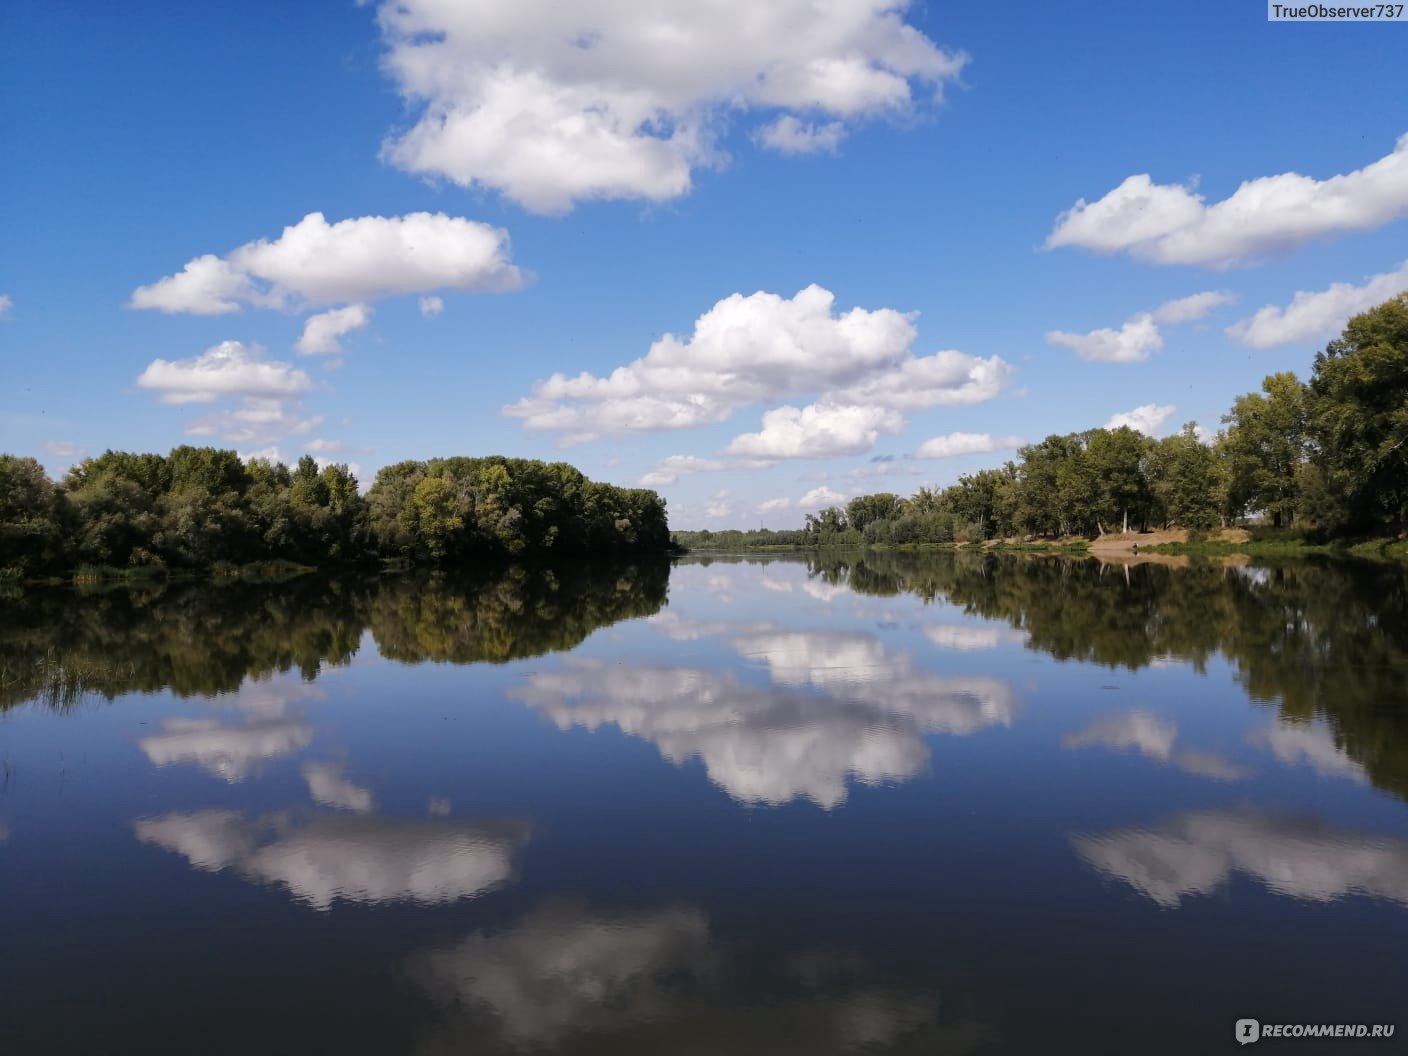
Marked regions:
[2,0,1405,528]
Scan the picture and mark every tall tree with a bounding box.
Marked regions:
[1220,372,1310,527]
[1308,292,1408,534]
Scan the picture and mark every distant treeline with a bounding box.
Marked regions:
[800,294,1408,547]
[0,450,672,577]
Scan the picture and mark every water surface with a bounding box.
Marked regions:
[2,552,1405,1054]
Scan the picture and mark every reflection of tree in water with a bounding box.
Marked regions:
[812,550,1408,803]
[369,562,667,665]
[0,560,668,711]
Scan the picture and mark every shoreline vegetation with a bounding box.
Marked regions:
[0,452,675,586]
[677,294,1408,563]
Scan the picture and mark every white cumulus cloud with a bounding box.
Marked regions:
[42,440,85,459]
[914,431,1023,459]
[506,285,1011,452]
[1104,403,1176,436]
[1045,292,1230,364]
[1046,314,1163,363]
[1046,134,1408,267]
[1226,261,1408,348]
[756,115,848,155]
[638,454,775,486]
[130,212,523,315]
[186,398,322,446]
[0,293,12,318]
[418,295,444,318]
[135,340,313,405]
[374,0,968,213]
[724,403,903,459]
[295,304,372,356]
[801,485,847,508]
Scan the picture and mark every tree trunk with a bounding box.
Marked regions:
[1122,508,1129,534]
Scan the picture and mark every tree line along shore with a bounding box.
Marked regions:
[0,452,672,581]
[4,294,1405,578]
[678,294,1408,557]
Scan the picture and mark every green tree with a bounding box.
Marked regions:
[1220,372,1310,527]
[1308,292,1408,534]
[0,456,67,573]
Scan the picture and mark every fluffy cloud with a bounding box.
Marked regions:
[724,403,903,459]
[821,349,1012,410]
[1104,403,1175,436]
[1073,807,1408,908]
[135,340,313,405]
[756,115,847,155]
[1150,290,1236,324]
[1046,314,1162,363]
[374,0,967,213]
[914,431,1023,459]
[507,286,914,439]
[757,497,792,512]
[295,304,372,356]
[184,396,323,446]
[418,295,444,318]
[1046,134,1408,267]
[1226,260,1408,348]
[638,454,774,486]
[1045,292,1231,363]
[0,293,12,318]
[800,485,847,507]
[130,212,523,315]
[42,440,84,459]
[506,285,1010,452]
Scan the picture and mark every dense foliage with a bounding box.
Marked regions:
[803,294,1408,546]
[0,449,671,575]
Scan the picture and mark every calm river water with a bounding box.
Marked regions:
[1,552,1405,1054]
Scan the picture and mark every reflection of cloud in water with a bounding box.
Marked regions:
[510,639,1014,807]
[411,901,984,1055]
[1065,710,1177,760]
[1064,710,1248,782]
[135,810,529,910]
[734,630,897,689]
[923,624,1027,651]
[760,576,794,593]
[1073,807,1408,908]
[416,902,711,1043]
[649,612,778,641]
[802,580,851,603]
[302,762,374,813]
[1250,720,1366,782]
[139,717,313,782]
[203,677,326,719]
